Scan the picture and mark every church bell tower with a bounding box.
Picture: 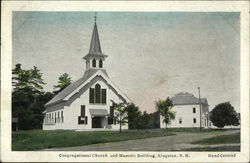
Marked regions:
[83,14,108,71]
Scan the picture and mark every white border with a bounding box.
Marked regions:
[1,1,249,162]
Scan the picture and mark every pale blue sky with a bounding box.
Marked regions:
[13,12,240,112]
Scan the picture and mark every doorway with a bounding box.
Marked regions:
[92,117,102,128]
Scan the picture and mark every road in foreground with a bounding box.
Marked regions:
[43,130,239,151]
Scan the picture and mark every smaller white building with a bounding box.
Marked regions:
[160,92,210,128]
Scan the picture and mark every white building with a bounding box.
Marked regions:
[43,19,130,131]
[160,92,210,128]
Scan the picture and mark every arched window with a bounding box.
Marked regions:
[92,59,96,67]
[95,84,101,103]
[89,84,106,104]
[99,59,103,68]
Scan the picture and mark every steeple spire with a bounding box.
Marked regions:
[83,13,108,72]
[89,13,102,54]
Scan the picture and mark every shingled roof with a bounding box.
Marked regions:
[45,69,108,107]
[171,92,208,106]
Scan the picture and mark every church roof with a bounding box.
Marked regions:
[45,69,107,107]
[89,22,102,54]
[171,92,208,106]
[83,22,107,59]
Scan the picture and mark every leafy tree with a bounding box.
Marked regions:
[12,63,45,92]
[112,101,128,133]
[53,73,72,95]
[125,103,141,129]
[210,102,240,128]
[12,63,53,130]
[155,97,175,129]
[151,111,160,128]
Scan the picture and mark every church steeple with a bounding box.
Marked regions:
[83,13,108,71]
[89,19,102,54]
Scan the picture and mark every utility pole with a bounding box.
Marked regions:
[198,87,202,131]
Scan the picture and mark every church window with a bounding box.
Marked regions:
[110,106,114,118]
[193,107,196,113]
[101,89,106,104]
[89,88,95,103]
[193,118,196,123]
[81,105,85,117]
[92,59,96,67]
[89,84,107,104]
[85,117,88,124]
[99,59,103,68]
[95,84,101,103]
[61,111,64,123]
[108,106,114,125]
[58,111,60,123]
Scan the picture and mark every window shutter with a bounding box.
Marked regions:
[78,116,85,124]
[85,116,88,124]
[89,88,95,103]
[108,117,113,125]
[81,105,85,117]
[101,89,106,104]
[61,111,64,123]
[110,106,114,118]
[78,116,81,124]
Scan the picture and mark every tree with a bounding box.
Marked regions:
[210,102,240,128]
[112,101,128,133]
[12,63,53,130]
[12,63,45,93]
[155,97,175,129]
[53,73,72,95]
[125,103,141,129]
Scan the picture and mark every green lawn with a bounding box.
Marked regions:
[191,132,240,145]
[12,128,228,151]
[12,129,175,151]
[164,128,224,134]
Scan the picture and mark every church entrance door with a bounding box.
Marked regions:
[92,117,102,128]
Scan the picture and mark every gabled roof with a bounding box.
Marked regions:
[171,92,208,106]
[45,69,107,107]
[45,69,130,107]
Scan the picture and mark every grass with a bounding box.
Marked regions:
[12,129,175,151]
[163,128,224,134]
[180,145,240,151]
[12,128,229,151]
[191,132,240,145]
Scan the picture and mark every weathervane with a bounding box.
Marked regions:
[94,12,97,22]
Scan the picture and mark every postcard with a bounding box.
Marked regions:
[1,1,249,162]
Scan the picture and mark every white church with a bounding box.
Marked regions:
[160,92,211,128]
[43,18,130,130]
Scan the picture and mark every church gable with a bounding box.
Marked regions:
[65,74,129,107]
